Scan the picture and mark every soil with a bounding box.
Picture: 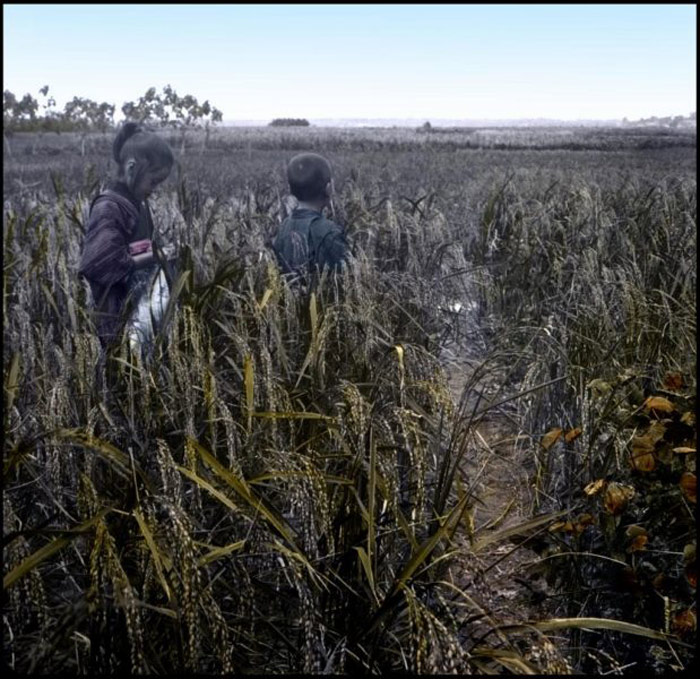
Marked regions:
[440,334,572,671]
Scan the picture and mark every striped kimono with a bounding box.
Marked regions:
[78,182,157,348]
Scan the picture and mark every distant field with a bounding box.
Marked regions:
[4,124,696,202]
[6,122,697,158]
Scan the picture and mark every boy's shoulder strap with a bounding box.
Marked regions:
[291,212,345,268]
[310,216,348,270]
[271,213,313,275]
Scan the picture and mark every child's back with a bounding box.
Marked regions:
[273,206,347,276]
[271,153,349,279]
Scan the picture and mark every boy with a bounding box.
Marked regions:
[272,153,349,281]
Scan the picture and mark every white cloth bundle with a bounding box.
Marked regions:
[127,266,170,357]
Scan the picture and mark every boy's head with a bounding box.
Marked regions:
[287,153,333,204]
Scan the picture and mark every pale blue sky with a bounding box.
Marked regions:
[3,4,696,122]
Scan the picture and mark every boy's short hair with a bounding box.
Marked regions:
[287,153,332,202]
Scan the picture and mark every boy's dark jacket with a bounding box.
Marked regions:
[271,207,348,277]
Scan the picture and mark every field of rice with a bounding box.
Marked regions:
[3,125,696,674]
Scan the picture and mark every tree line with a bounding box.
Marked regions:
[3,84,224,155]
[269,118,310,127]
[621,112,696,128]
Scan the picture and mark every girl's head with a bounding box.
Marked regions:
[113,122,174,200]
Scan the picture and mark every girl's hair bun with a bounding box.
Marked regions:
[113,121,143,163]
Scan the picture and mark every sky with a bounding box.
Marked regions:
[3,4,697,123]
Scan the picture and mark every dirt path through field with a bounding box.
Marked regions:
[441,340,560,643]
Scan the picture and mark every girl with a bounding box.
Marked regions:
[79,122,175,351]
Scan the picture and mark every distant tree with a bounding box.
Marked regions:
[3,90,39,132]
[422,121,432,131]
[269,118,310,127]
[122,85,223,153]
[161,84,223,153]
[37,85,61,134]
[3,86,119,156]
[201,100,224,150]
[3,90,18,154]
[3,90,19,136]
[91,102,116,134]
[63,96,116,155]
[121,86,165,125]
[3,89,40,155]
[31,85,64,153]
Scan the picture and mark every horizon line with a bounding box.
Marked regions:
[219,115,696,127]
